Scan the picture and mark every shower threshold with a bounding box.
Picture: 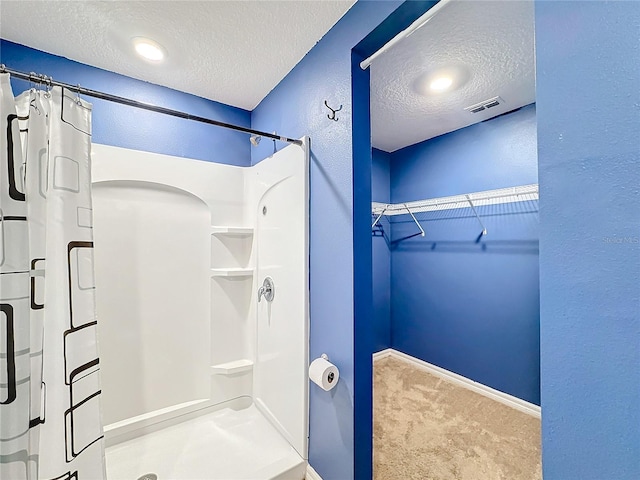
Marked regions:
[105,400,305,480]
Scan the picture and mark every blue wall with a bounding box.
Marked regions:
[250,2,401,478]
[372,148,391,353]
[388,104,540,405]
[372,149,391,204]
[351,49,375,480]
[0,39,251,165]
[392,105,539,202]
[536,2,640,479]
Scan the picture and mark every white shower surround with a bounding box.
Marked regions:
[90,142,309,479]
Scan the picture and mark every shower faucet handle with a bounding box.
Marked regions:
[258,277,275,303]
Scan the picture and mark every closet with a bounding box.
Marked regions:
[368,1,541,478]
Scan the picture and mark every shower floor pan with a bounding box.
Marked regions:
[105,402,306,480]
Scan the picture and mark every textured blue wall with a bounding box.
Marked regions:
[389,105,540,404]
[351,49,374,480]
[536,2,640,478]
[392,104,538,202]
[372,149,391,204]
[372,148,391,353]
[250,2,401,478]
[0,39,251,165]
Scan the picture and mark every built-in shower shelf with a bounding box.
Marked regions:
[210,359,254,375]
[210,226,254,235]
[210,268,254,278]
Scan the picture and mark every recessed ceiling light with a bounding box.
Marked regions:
[430,76,453,92]
[132,37,166,62]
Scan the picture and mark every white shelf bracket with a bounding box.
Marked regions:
[372,204,389,228]
[465,195,487,236]
[404,203,425,237]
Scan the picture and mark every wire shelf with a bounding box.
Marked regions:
[372,184,539,242]
[372,184,539,217]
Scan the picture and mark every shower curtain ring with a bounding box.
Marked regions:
[29,72,38,92]
[46,76,52,97]
[75,85,82,105]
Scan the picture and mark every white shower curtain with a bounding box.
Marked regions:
[0,74,105,479]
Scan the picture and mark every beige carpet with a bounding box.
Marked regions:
[374,356,542,480]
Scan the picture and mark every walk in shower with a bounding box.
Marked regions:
[91,142,309,479]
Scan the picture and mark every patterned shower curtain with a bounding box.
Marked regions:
[0,74,105,479]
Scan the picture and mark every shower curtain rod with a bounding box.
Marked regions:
[0,64,303,146]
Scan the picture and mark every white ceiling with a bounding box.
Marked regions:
[0,0,355,110]
[371,0,535,152]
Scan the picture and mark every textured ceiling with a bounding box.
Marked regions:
[0,0,355,110]
[371,0,535,152]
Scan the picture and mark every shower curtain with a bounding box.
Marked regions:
[0,74,105,479]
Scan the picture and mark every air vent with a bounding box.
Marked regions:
[464,96,504,114]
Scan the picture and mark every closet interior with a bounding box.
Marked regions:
[368,1,541,478]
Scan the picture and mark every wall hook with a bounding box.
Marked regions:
[324,100,342,121]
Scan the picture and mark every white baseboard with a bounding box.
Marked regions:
[374,349,541,419]
[305,464,323,480]
[372,348,394,361]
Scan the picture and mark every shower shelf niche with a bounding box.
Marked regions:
[210,359,254,375]
[210,226,254,236]
[210,267,254,277]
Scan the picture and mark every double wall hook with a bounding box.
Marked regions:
[324,100,342,121]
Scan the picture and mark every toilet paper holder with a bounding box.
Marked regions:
[320,354,335,384]
[309,353,339,391]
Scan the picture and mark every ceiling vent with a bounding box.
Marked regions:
[464,96,504,114]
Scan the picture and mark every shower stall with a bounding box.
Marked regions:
[90,141,309,479]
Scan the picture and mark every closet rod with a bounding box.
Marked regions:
[0,64,303,146]
[360,0,452,70]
